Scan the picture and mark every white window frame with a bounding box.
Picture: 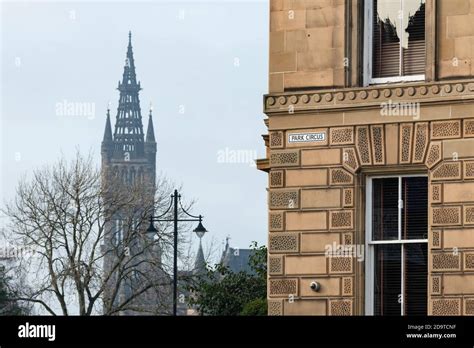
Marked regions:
[363,0,426,86]
[365,174,428,316]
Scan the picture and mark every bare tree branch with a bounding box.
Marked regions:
[2,151,200,315]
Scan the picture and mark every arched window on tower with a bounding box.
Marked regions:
[138,168,144,185]
[130,168,136,185]
[121,168,128,183]
[113,219,124,247]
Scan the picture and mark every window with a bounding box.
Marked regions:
[365,175,428,315]
[364,0,426,84]
[113,219,124,246]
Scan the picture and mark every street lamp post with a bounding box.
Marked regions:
[146,189,208,316]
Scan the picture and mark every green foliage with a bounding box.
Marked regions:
[248,241,267,279]
[240,298,267,316]
[188,242,267,316]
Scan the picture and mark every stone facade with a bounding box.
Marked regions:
[259,0,474,316]
[269,0,346,91]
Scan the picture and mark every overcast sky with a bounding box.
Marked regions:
[1,0,269,259]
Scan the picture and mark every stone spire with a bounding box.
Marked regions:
[146,107,156,143]
[194,240,206,275]
[112,31,144,159]
[144,104,157,172]
[101,105,114,162]
[122,31,138,87]
[103,106,113,143]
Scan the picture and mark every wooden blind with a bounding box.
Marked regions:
[402,176,428,240]
[372,178,399,240]
[372,177,427,316]
[403,2,426,75]
[372,0,426,79]
[374,244,402,315]
[402,177,428,316]
[404,244,428,315]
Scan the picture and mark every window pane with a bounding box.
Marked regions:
[372,0,401,78]
[402,177,428,239]
[404,243,427,315]
[402,0,426,75]
[372,178,399,240]
[374,244,401,316]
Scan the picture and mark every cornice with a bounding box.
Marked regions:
[264,79,474,115]
[256,158,270,172]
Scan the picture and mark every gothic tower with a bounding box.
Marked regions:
[101,31,156,186]
[101,32,164,315]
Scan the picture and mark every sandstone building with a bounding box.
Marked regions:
[258,0,474,316]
